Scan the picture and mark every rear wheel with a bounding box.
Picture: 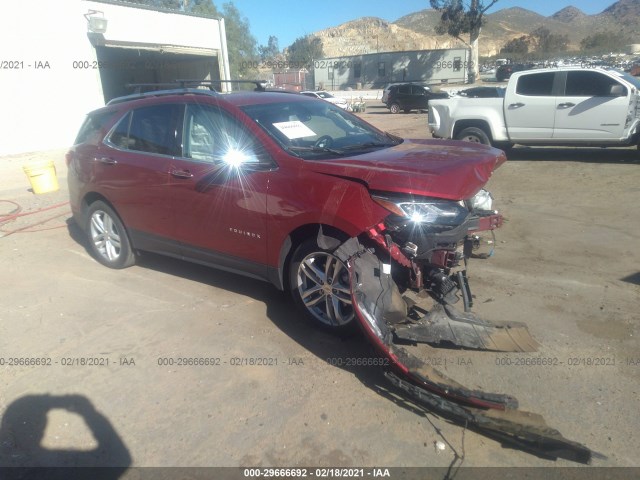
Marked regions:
[456,127,492,146]
[389,103,401,114]
[86,201,135,269]
[289,238,356,334]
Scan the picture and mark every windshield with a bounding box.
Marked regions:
[241,100,401,159]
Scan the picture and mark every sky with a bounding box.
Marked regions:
[231,0,616,48]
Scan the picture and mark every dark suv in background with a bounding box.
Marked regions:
[383,83,449,113]
[495,63,535,82]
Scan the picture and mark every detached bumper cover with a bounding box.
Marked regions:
[334,237,600,464]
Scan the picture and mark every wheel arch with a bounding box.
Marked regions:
[452,120,494,144]
[273,223,351,291]
[79,192,118,231]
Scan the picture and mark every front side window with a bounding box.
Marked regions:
[565,71,627,97]
[183,103,269,165]
[515,72,555,96]
[108,104,181,156]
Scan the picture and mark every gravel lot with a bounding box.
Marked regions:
[0,102,639,478]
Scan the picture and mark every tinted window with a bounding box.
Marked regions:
[75,110,117,145]
[516,72,555,96]
[398,85,410,94]
[183,104,268,164]
[565,71,627,97]
[109,105,181,155]
[411,86,426,95]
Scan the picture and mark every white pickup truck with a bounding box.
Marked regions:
[428,67,640,149]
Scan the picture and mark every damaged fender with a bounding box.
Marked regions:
[333,236,600,464]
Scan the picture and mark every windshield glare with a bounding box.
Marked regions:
[241,100,400,159]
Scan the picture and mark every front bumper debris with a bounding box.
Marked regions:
[333,237,600,464]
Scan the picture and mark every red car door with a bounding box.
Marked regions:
[97,104,182,247]
[169,102,273,277]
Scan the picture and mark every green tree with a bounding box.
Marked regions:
[188,0,219,15]
[500,35,529,57]
[125,0,182,9]
[581,32,627,53]
[429,0,499,83]
[259,36,280,62]
[221,2,258,78]
[531,27,568,54]
[286,35,324,65]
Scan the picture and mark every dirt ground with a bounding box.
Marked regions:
[0,101,639,477]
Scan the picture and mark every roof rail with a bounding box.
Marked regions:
[106,79,269,106]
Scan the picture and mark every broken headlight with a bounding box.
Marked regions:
[469,188,493,212]
[372,194,469,227]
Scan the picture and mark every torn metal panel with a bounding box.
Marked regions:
[335,236,597,463]
[393,302,540,352]
[386,372,598,464]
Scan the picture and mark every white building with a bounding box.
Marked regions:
[313,48,472,90]
[0,0,230,155]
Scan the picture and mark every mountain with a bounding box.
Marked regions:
[300,0,640,58]
[551,6,586,22]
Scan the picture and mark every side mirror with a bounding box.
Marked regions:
[609,84,625,96]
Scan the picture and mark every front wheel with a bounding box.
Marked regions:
[456,127,492,146]
[86,201,135,269]
[289,239,356,334]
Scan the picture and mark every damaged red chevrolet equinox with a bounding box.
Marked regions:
[67,84,596,462]
[67,84,503,333]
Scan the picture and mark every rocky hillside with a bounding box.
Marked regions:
[304,0,639,58]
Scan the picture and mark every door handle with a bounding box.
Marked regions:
[95,157,117,165]
[557,102,576,109]
[170,169,194,179]
[508,103,525,108]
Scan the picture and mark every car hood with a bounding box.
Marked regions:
[307,139,507,200]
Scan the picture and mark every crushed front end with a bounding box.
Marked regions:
[328,187,599,463]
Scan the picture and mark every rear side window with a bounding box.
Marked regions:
[565,71,627,97]
[515,72,555,96]
[74,110,118,145]
[108,104,182,156]
[398,85,410,94]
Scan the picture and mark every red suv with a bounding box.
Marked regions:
[67,86,505,333]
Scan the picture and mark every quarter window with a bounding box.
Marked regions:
[515,72,555,96]
[75,110,118,145]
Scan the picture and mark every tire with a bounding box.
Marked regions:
[456,127,492,146]
[289,238,356,334]
[389,103,401,114]
[85,201,135,269]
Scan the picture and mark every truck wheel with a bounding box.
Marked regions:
[456,127,491,146]
[389,103,401,114]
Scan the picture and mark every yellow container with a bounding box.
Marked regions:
[23,161,59,194]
